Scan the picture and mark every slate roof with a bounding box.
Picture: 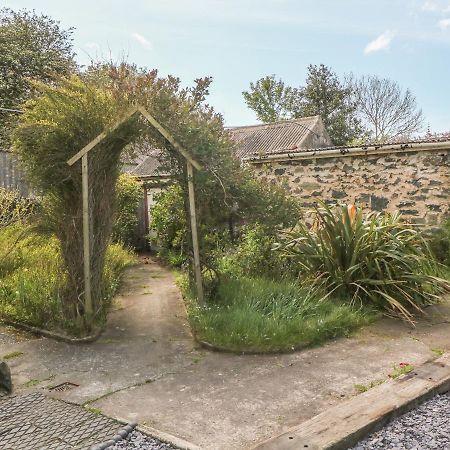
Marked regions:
[228,116,323,159]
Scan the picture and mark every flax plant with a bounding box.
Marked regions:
[276,203,450,323]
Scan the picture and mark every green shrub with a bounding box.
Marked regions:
[216,224,293,279]
[0,224,135,334]
[13,76,139,330]
[112,174,142,248]
[0,188,36,228]
[428,218,450,267]
[275,203,450,323]
[149,185,188,266]
[183,276,376,352]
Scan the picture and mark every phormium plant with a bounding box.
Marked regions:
[275,203,450,323]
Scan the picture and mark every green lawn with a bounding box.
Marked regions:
[185,277,378,353]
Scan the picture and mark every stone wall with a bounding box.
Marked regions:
[250,148,450,227]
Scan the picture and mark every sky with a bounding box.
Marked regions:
[3,0,450,131]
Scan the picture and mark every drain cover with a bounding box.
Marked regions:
[49,382,79,392]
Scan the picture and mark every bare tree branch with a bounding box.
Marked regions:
[348,75,424,142]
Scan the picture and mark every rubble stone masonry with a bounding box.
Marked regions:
[251,148,450,228]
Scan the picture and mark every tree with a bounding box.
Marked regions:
[242,75,301,123]
[242,65,362,145]
[349,75,424,142]
[0,8,76,145]
[300,64,362,146]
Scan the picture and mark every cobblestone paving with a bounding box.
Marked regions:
[0,392,123,450]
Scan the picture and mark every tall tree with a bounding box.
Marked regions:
[0,8,76,145]
[349,75,424,142]
[242,65,362,145]
[299,64,362,146]
[242,75,302,123]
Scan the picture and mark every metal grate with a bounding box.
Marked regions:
[49,382,79,392]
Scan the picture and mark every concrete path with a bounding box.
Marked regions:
[1,257,450,450]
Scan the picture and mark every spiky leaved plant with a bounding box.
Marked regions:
[276,203,450,323]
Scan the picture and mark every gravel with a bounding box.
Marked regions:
[351,392,450,450]
[110,430,178,450]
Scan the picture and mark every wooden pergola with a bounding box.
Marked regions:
[66,105,204,320]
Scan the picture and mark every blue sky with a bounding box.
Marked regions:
[3,0,450,131]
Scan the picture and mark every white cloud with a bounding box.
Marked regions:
[422,0,450,12]
[364,30,395,54]
[131,32,152,49]
[439,17,450,28]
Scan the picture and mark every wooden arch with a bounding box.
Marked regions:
[67,105,204,322]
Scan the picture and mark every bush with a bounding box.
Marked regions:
[0,224,135,334]
[149,184,188,266]
[183,276,376,352]
[216,224,294,279]
[112,174,142,248]
[14,76,139,331]
[0,188,36,228]
[428,218,450,267]
[275,203,450,323]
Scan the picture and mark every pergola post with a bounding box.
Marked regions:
[81,154,93,321]
[187,161,204,306]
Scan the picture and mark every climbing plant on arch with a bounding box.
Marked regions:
[66,105,204,325]
[13,75,210,334]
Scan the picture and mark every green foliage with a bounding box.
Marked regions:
[276,204,450,323]
[243,65,362,145]
[149,185,188,266]
[216,224,293,279]
[0,224,135,334]
[428,218,450,267]
[87,64,299,262]
[354,379,385,393]
[300,64,362,146]
[183,276,376,352]
[0,8,76,145]
[149,169,300,274]
[112,174,142,248]
[0,188,35,228]
[242,75,302,122]
[13,75,137,331]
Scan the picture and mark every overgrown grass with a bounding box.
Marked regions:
[0,224,135,333]
[183,276,377,353]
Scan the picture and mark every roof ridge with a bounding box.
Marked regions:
[246,134,450,158]
[227,115,320,131]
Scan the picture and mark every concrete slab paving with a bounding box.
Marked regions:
[1,257,450,450]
